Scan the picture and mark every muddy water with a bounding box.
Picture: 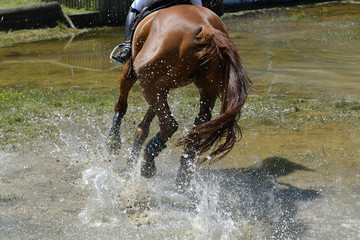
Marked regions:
[1,2,359,239]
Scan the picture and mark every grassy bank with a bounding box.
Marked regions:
[0,88,117,151]
[0,26,91,48]
[0,0,94,15]
[1,87,359,152]
[0,0,95,47]
[0,0,43,8]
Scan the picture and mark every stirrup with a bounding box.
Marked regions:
[110,43,129,65]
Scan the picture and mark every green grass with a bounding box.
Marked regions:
[0,88,117,150]
[240,95,360,131]
[0,0,42,8]
[0,26,90,47]
[335,100,360,111]
[289,12,314,21]
[0,0,94,15]
[0,194,21,203]
[62,5,94,15]
[0,0,94,48]
[1,87,359,152]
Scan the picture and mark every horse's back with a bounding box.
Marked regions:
[132,5,226,89]
[135,5,225,49]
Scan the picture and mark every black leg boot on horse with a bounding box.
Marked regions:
[106,112,123,154]
[141,133,168,178]
[106,60,137,155]
[110,8,139,65]
[176,93,216,191]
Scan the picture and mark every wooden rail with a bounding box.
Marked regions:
[45,0,132,24]
[0,2,76,30]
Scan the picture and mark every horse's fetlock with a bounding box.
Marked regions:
[170,117,178,133]
[135,126,148,140]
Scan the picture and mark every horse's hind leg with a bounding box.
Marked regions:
[141,89,178,178]
[176,90,217,189]
[106,62,137,154]
[127,107,156,167]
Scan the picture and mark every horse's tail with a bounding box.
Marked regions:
[179,26,252,164]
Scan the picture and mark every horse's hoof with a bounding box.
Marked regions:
[140,159,156,178]
[119,167,131,179]
[175,165,194,192]
[126,157,136,170]
[105,134,122,154]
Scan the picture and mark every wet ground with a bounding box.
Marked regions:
[1,1,359,239]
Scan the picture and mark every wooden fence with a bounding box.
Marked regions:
[52,0,96,9]
[45,0,132,24]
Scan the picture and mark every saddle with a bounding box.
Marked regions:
[132,0,191,31]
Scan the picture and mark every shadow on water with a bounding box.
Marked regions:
[192,156,319,238]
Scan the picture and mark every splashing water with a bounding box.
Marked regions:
[42,114,272,239]
[1,105,359,239]
[1,2,359,239]
[47,113,240,238]
[39,114,315,239]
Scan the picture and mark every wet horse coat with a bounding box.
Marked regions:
[107,5,251,186]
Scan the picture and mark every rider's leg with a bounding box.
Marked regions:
[132,0,153,11]
[190,0,202,6]
[113,7,139,64]
[112,0,201,65]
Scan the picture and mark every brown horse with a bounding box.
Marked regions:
[107,4,252,187]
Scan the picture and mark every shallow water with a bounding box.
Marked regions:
[1,2,359,239]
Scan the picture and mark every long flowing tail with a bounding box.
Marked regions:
[178,26,252,164]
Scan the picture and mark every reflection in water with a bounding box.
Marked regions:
[0,3,359,97]
[60,38,114,71]
[0,2,360,239]
[224,3,360,98]
[0,28,122,90]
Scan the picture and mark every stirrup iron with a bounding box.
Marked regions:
[110,43,128,65]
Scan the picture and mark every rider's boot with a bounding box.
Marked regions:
[111,8,139,64]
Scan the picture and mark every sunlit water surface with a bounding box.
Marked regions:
[1,2,359,239]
